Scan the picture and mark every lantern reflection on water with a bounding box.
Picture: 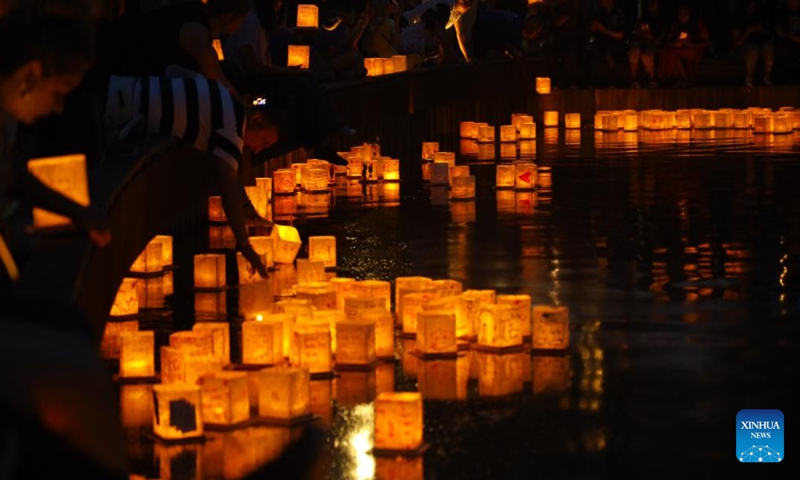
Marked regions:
[418,356,470,400]
[499,125,517,142]
[532,354,571,393]
[119,331,155,379]
[257,366,311,421]
[120,383,153,429]
[476,351,525,396]
[152,384,204,440]
[374,392,424,451]
[335,320,376,366]
[199,371,250,426]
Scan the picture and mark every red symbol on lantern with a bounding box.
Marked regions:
[518,171,532,184]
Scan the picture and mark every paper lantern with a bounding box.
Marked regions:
[131,239,163,274]
[694,111,713,130]
[382,159,400,181]
[207,196,226,223]
[213,38,225,60]
[331,277,356,312]
[476,351,525,396]
[100,319,138,359]
[300,166,328,192]
[351,280,391,311]
[394,276,432,311]
[430,162,450,186]
[249,233,275,268]
[242,319,283,365]
[499,125,517,142]
[273,169,295,194]
[773,114,792,134]
[450,175,475,200]
[532,305,570,350]
[714,111,732,129]
[477,125,495,143]
[296,282,337,310]
[194,290,226,316]
[392,55,408,72]
[256,176,273,201]
[350,144,373,160]
[421,142,439,160]
[208,225,236,250]
[421,296,469,338]
[400,290,439,336]
[296,259,326,285]
[344,296,385,323]
[433,279,462,297]
[623,114,639,131]
[511,114,533,130]
[193,322,231,365]
[296,4,318,27]
[382,57,395,74]
[374,392,423,451]
[270,224,302,264]
[194,253,226,289]
[256,366,311,420]
[460,121,478,138]
[357,307,395,358]
[171,330,215,358]
[27,154,90,228]
[199,371,250,426]
[753,115,773,134]
[335,320,376,366]
[238,280,274,321]
[535,77,551,94]
[160,347,223,385]
[416,312,457,356]
[477,304,522,350]
[497,294,532,338]
[499,143,516,159]
[514,162,537,190]
[346,156,363,179]
[565,113,581,129]
[543,111,559,128]
[134,276,165,312]
[518,122,536,139]
[152,384,203,440]
[433,151,456,166]
[532,354,570,393]
[733,111,751,129]
[245,185,269,220]
[672,112,691,130]
[236,251,268,285]
[364,57,383,76]
[110,278,139,317]
[362,159,380,182]
[376,457,424,480]
[287,45,310,69]
[291,324,332,374]
[119,331,155,378]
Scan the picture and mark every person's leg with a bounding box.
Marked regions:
[761,40,774,85]
[628,43,642,87]
[741,43,758,85]
[642,47,657,86]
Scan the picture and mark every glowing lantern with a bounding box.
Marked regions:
[296,4,318,27]
[256,366,311,421]
[194,253,226,289]
[208,225,235,250]
[351,144,373,160]
[346,156,363,178]
[543,111,558,128]
[296,282,337,310]
[241,319,283,365]
[171,330,215,359]
[753,115,773,134]
[382,57,395,74]
[499,125,517,142]
[511,114,533,130]
[374,392,423,451]
[694,111,713,129]
[600,114,619,131]
[344,296,385,322]
[421,296,469,338]
[207,196,226,223]
[535,77,551,94]
[331,277,356,311]
[714,111,733,129]
[416,312,457,356]
[532,354,570,393]
[394,276,432,311]
[134,276,163,310]
[238,280,274,321]
[273,169,295,194]
[532,305,570,350]
[198,371,249,426]
[295,259,326,285]
[249,236,275,270]
[400,290,439,336]
[497,294,531,338]
[376,457,424,480]
[101,319,138,359]
[245,185,269,220]
[421,142,439,160]
[352,280,391,311]
[160,347,223,385]
[270,224,302,264]
[565,113,581,129]
[27,154,90,228]
[357,307,395,358]
[237,251,268,285]
[476,304,522,350]
[193,322,231,365]
[499,143,516,159]
[476,351,525,396]
[433,151,456,166]
[300,166,328,192]
[152,384,203,440]
[256,176,273,201]
[392,55,408,72]
[733,111,751,129]
[518,122,536,139]
[674,112,691,129]
[433,279,462,297]
[194,290,226,316]
[382,159,400,181]
[430,162,450,186]
[773,114,792,134]
[361,159,380,182]
[364,57,382,76]
[335,320,376,366]
[514,162,537,190]
[119,331,155,379]
[110,278,139,317]
[477,125,495,143]
[450,175,475,200]
[291,324,332,374]
[624,114,639,131]
[460,121,478,138]
[287,45,309,69]
[131,239,163,275]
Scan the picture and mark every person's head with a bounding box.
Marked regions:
[207,0,253,35]
[646,0,660,15]
[0,12,95,125]
[244,104,280,154]
[677,3,691,24]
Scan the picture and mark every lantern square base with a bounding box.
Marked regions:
[255,413,318,427]
[409,350,465,360]
[530,345,571,355]
[309,371,336,380]
[204,417,256,431]
[372,442,431,458]
[472,343,526,354]
[144,431,207,445]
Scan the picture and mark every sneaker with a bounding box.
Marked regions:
[631,81,641,89]
[744,75,753,87]
[763,75,773,86]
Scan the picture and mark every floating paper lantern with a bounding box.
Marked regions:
[287,45,310,69]
[400,290,439,336]
[518,122,536,140]
[120,383,153,429]
[497,294,532,338]
[194,253,226,289]
[600,114,619,131]
[256,176,273,201]
[27,154,90,228]
[273,169,295,194]
[394,276,433,312]
[295,259,326,285]
[291,163,307,185]
[296,4,318,27]
[753,115,773,134]
[296,282,337,310]
[207,196,226,223]
[733,111,752,129]
[477,125,495,143]
[270,224,302,264]
[422,296,469,338]
[152,384,203,440]
[110,278,139,317]
[459,121,478,138]
[499,125,517,142]
[432,152,456,166]
[193,322,231,365]
[382,159,400,181]
[430,162,450,186]
[199,371,250,426]
[245,185,269,220]
[450,175,475,200]
[237,251,268,285]
[351,280,391,311]
[171,330,215,359]
[291,324,332,374]
[376,456,424,480]
[673,112,691,130]
[346,156,363,178]
[532,305,570,350]
[773,114,792,134]
[565,113,581,129]
[374,392,423,451]
[364,57,382,76]
[694,111,713,129]
[344,296,385,322]
[131,239,163,275]
[331,277,356,312]
[336,320,376,366]
[514,162,537,190]
[477,304,522,349]
[382,57,395,74]
[543,111,559,128]
[306,236,336,269]
[208,225,236,250]
[300,166,329,192]
[499,143,516,159]
[416,312,457,355]
[511,114,534,130]
[101,319,138,359]
[194,290,226,316]
[714,111,732,129]
[433,279,463,297]
[160,346,222,385]
[132,274,164,309]
[257,366,311,420]
[532,354,571,393]
[357,307,395,358]
[119,331,155,378]
[624,114,639,131]
[419,142,440,162]
[392,55,408,72]
[238,280,274,321]
[535,77,551,94]
[242,319,283,365]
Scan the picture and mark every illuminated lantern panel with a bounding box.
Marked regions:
[300,166,329,192]
[518,122,536,139]
[532,354,571,393]
[733,112,751,129]
[170,330,215,359]
[565,113,581,129]
[753,115,774,134]
[331,277,356,312]
[422,296,470,338]
[27,154,90,228]
[287,45,310,69]
[514,162,537,190]
[460,121,478,139]
[296,259,327,285]
[335,320,376,366]
[346,156,363,178]
[461,289,496,337]
[119,331,155,378]
[270,224,302,264]
[362,159,380,182]
[344,296,385,322]
[237,251,268,285]
[296,4,318,28]
[291,324,332,374]
[259,313,293,358]
[110,278,139,317]
[295,282,337,310]
[207,196,226,223]
[601,114,619,131]
[450,175,476,200]
[374,392,424,451]
[535,77,551,94]
[364,57,382,76]
[543,111,559,127]
[382,159,400,181]
[152,384,203,440]
[256,176,273,201]
[694,112,713,129]
[773,114,792,134]
[433,151,456,166]
[256,366,311,420]
[392,54,408,72]
[532,305,570,350]
[193,322,231,366]
[416,312,457,355]
[245,185,269,220]
[394,276,433,312]
[208,225,236,250]
[238,280,274,321]
[273,169,295,194]
[477,304,522,349]
[449,164,470,185]
[357,307,395,358]
[100,319,138,359]
[242,319,283,365]
[477,125,495,143]
[499,125,517,142]
[433,279,463,298]
[199,371,250,426]
[194,254,226,289]
[714,111,733,129]
[430,162,450,186]
[421,141,439,160]
[500,143,516,159]
[624,114,639,131]
[382,57,395,75]
[194,290,226,316]
[675,112,692,129]
[400,290,440,336]
[120,384,153,429]
[497,294,532,338]
[131,239,163,275]
[352,279,392,311]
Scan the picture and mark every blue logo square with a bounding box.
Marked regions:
[737,409,784,463]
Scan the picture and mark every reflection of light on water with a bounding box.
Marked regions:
[549,257,561,305]
[577,320,603,413]
[337,403,376,480]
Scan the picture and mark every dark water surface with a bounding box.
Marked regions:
[121,127,800,479]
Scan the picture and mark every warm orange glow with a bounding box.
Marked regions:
[376,455,424,480]
[514,162,536,190]
[357,307,395,358]
[331,277,356,312]
[416,312,457,355]
[295,282,337,310]
[383,57,396,74]
[273,169,295,194]
[291,324,332,374]
[421,141,439,160]
[477,125,495,143]
[397,287,438,335]
[497,294,532,338]
[295,259,326,285]
[208,225,236,250]
[287,45,310,69]
[477,304,522,349]
[194,253,226,289]
[624,114,639,131]
[518,122,536,139]
[119,331,155,378]
[120,384,152,429]
[199,371,250,426]
[476,351,525,396]
[152,384,204,439]
[499,125,517,142]
[237,251,268,284]
[308,236,337,269]
[351,280,391,311]
[296,4,319,27]
[392,55,408,72]
[364,57,384,76]
[100,319,138,359]
[374,392,424,450]
[336,320,376,366]
[535,77,551,94]
[565,113,581,129]
[208,195,226,222]
[459,121,478,139]
[532,354,571,393]
[422,296,469,338]
[256,176,273,202]
[170,330,214,358]
[193,322,231,366]
[110,278,139,317]
[270,224,302,264]
[242,319,283,365]
[131,238,164,274]
[500,142,516,159]
[694,111,714,129]
[382,159,400,181]
[543,111,559,127]
[212,39,225,60]
[430,163,450,186]
[432,151,456,165]
[450,175,476,200]
[532,305,570,350]
[239,280,274,321]
[256,366,311,420]
[27,154,90,228]
[344,296,385,322]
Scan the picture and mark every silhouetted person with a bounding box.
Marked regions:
[658,3,711,87]
[628,0,665,88]
[731,0,774,86]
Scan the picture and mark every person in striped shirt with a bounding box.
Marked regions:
[105,74,276,278]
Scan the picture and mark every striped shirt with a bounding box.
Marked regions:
[105,75,245,170]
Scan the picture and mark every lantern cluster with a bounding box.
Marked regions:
[364,56,410,76]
